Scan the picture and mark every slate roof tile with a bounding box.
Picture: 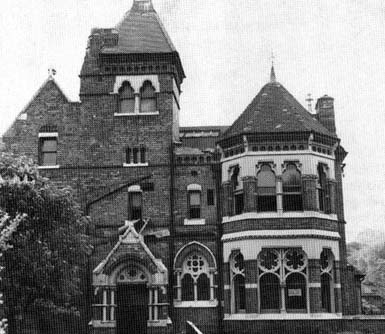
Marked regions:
[222,81,337,140]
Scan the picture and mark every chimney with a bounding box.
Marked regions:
[315,95,336,134]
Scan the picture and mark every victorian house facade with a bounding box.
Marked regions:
[3,1,375,333]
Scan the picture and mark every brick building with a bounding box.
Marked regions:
[3,0,384,333]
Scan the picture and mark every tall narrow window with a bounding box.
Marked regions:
[140,81,156,113]
[189,191,201,219]
[128,189,142,220]
[234,193,244,215]
[125,147,131,164]
[39,137,58,166]
[257,164,276,212]
[207,189,215,206]
[230,252,246,313]
[320,249,335,313]
[317,163,327,212]
[119,81,135,114]
[282,164,303,211]
[133,148,139,164]
[140,147,146,164]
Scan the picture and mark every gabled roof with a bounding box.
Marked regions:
[102,0,176,54]
[2,76,70,138]
[221,74,337,141]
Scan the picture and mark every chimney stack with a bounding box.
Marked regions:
[315,95,336,134]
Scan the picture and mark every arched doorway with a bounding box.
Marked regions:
[115,265,149,334]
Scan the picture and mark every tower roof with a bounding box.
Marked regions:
[221,74,337,142]
[103,0,176,54]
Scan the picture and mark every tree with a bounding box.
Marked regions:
[0,153,90,334]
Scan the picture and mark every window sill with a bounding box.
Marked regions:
[90,320,116,328]
[38,165,60,169]
[148,319,172,327]
[114,111,159,117]
[184,218,206,225]
[222,211,338,223]
[224,313,343,320]
[123,163,149,167]
[174,300,218,308]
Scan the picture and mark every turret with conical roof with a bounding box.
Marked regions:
[219,67,338,153]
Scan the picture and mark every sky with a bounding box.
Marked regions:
[0,0,384,241]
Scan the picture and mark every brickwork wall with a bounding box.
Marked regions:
[223,217,339,234]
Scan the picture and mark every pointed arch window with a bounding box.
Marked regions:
[320,249,335,313]
[317,163,327,212]
[140,81,157,113]
[174,243,217,306]
[181,254,210,301]
[282,164,303,211]
[230,251,246,313]
[258,248,308,313]
[257,164,277,212]
[119,81,135,114]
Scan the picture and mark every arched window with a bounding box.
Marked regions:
[119,81,135,114]
[174,243,217,305]
[285,273,307,311]
[181,254,209,301]
[282,164,303,211]
[140,81,156,113]
[258,248,308,313]
[317,163,327,212]
[320,249,335,312]
[230,252,246,313]
[257,164,276,212]
[259,273,280,311]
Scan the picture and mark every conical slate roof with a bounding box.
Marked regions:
[222,72,337,140]
[103,0,176,54]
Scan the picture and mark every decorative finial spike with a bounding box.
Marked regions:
[270,64,276,83]
[270,52,276,83]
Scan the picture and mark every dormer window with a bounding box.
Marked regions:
[119,81,135,114]
[282,164,303,211]
[140,81,156,113]
[257,164,276,212]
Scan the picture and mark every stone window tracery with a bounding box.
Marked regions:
[180,253,210,301]
[258,248,308,313]
[174,243,217,306]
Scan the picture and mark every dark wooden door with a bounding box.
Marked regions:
[116,284,148,334]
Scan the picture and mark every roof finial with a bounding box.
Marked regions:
[306,93,314,113]
[270,52,276,83]
[132,0,153,11]
[48,68,56,80]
